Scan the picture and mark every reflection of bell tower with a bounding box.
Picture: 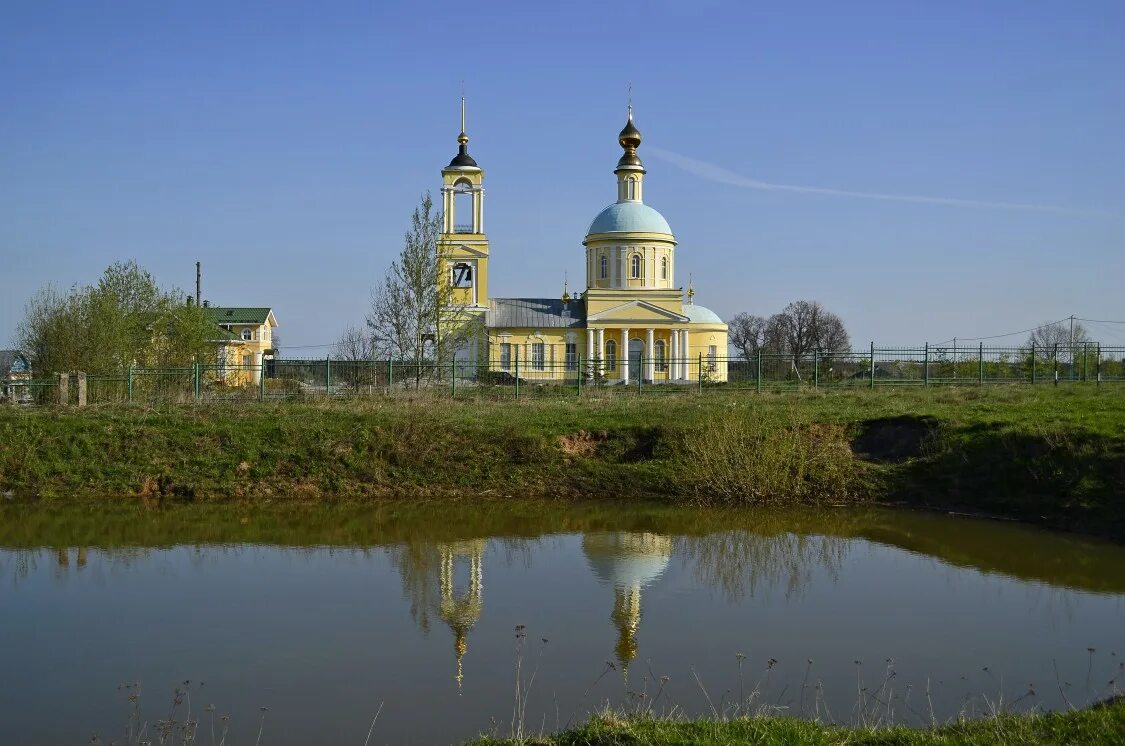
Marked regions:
[437,539,486,691]
[582,532,673,677]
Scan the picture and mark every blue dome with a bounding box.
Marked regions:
[586,202,673,236]
[683,304,725,325]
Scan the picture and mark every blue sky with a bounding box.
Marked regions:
[3,0,1124,350]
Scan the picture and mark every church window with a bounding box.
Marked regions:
[605,339,617,371]
[599,255,608,279]
[627,176,637,200]
[630,253,642,279]
[661,256,668,280]
[655,340,667,371]
[499,343,512,370]
[565,342,577,371]
[241,328,253,341]
[531,342,545,371]
[708,345,718,372]
[241,353,252,370]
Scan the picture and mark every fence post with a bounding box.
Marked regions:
[638,354,643,394]
[1096,344,1101,386]
[869,342,875,389]
[698,353,703,394]
[1082,343,1088,382]
[326,356,332,397]
[76,372,87,407]
[813,349,819,390]
[194,362,201,402]
[756,349,762,393]
[259,365,265,402]
[388,359,394,391]
[1053,344,1059,386]
[127,365,134,403]
[979,343,984,385]
[576,354,582,397]
[1031,344,1036,384]
[451,361,457,397]
[514,349,520,400]
[924,343,929,386]
[58,372,69,406]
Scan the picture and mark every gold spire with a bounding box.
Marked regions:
[687,274,695,304]
[561,272,571,306]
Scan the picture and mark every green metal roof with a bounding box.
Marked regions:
[205,307,273,325]
[211,327,241,341]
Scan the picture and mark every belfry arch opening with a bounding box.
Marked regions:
[454,179,474,233]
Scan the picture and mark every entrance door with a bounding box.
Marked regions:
[628,339,644,383]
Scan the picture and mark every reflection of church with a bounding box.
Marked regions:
[438,540,486,690]
[392,539,487,691]
[582,533,672,673]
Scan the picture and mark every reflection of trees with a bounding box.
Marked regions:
[675,531,850,602]
[387,537,535,690]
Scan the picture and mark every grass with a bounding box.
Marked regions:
[1,386,1122,539]
[469,698,1125,745]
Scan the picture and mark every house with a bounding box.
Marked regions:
[0,350,32,403]
[437,101,728,382]
[203,306,278,385]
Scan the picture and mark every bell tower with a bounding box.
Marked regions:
[439,97,489,310]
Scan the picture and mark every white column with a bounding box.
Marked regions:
[645,328,655,381]
[586,329,595,374]
[670,329,679,380]
[620,327,630,381]
[253,351,263,384]
[597,328,605,376]
[682,330,691,381]
[478,188,484,233]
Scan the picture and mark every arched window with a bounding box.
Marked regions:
[655,339,666,371]
[630,253,642,279]
[241,328,253,341]
[599,254,608,279]
[627,176,637,200]
[605,339,617,371]
[660,256,668,280]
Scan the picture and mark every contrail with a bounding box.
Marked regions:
[646,145,1110,216]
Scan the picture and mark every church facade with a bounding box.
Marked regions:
[439,104,728,383]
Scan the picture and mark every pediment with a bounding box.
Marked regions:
[587,300,689,323]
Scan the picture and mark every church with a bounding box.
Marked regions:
[438,102,728,383]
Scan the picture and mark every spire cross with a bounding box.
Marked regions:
[460,88,466,134]
[627,82,633,119]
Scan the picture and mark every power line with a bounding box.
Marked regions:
[1076,317,1125,324]
[934,315,1073,345]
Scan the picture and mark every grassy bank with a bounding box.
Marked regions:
[471,698,1125,745]
[1,387,1122,538]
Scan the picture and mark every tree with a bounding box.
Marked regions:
[17,260,215,374]
[335,325,377,361]
[366,193,477,386]
[1027,320,1090,351]
[728,313,768,362]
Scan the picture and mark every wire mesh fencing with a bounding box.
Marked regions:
[5,343,1123,407]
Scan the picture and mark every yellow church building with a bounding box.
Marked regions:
[439,102,728,383]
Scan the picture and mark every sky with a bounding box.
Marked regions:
[3,0,1124,350]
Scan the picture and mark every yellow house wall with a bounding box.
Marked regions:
[486,328,586,380]
[212,322,274,386]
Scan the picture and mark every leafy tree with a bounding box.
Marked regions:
[17,260,215,374]
[366,193,477,386]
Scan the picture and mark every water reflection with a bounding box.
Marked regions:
[583,533,673,672]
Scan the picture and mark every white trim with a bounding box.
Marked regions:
[587,299,690,323]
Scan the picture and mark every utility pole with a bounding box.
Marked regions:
[195,261,202,306]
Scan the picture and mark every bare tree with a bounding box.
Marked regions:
[728,313,768,362]
[366,193,476,386]
[335,325,377,361]
[1027,320,1090,350]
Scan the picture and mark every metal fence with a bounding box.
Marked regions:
[5,343,1123,407]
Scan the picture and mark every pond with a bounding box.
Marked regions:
[1,502,1123,744]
